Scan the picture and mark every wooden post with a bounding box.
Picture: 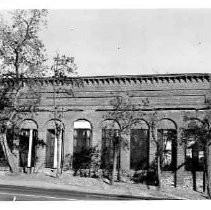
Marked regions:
[53,134,58,168]
[57,131,62,170]
[27,129,33,168]
[111,144,117,185]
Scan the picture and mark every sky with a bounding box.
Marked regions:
[5,9,211,76]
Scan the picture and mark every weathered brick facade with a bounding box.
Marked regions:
[1,73,210,188]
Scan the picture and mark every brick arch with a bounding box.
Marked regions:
[157,118,177,130]
[73,119,92,130]
[131,119,149,129]
[45,119,65,130]
[19,119,38,130]
[100,119,120,130]
[184,118,206,128]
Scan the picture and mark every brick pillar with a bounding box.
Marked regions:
[120,133,130,170]
[63,124,73,170]
[64,130,73,156]
[35,126,47,171]
[149,128,157,165]
[91,125,102,149]
[13,138,20,171]
[176,129,185,186]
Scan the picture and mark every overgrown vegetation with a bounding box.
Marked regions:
[180,114,211,198]
[0,10,79,174]
[72,146,101,178]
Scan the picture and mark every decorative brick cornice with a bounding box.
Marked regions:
[0,73,210,87]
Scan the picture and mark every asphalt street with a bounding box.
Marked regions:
[0,184,171,201]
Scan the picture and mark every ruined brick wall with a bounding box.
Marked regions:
[1,73,210,187]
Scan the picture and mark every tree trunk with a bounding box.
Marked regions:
[157,155,161,190]
[117,142,121,181]
[0,133,19,174]
[192,169,197,191]
[203,167,206,192]
[56,132,62,177]
[205,142,211,198]
[111,144,117,185]
[192,148,198,191]
[203,144,206,193]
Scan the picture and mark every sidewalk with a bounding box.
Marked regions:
[0,171,207,200]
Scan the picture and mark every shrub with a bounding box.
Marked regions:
[62,154,73,171]
[72,146,101,178]
[131,161,159,186]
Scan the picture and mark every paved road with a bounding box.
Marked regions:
[0,184,171,201]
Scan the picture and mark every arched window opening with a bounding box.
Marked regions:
[157,119,177,171]
[46,120,64,169]
[73,120,92,153]
[184,119,205,171]
[101,120,120,169]
[130,120,149,170]
[72,120,92,169]
[19,120,38,172]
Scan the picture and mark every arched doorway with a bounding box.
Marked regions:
[157,119,177,171]
[46,120,64,169]
[101,120,120,169]
[19,119,38,171]
[130,119,149,170]
[73,119,92,168]
[184,119,205,171]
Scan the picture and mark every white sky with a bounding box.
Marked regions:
[38,9,211,76]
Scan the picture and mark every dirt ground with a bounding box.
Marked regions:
[0,170,207,200]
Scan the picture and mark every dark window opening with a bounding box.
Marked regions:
[101,129,120,170]
[46,129,55,168]
[73,129,91,153]
[185,134,204,171]
[130,129,149,170]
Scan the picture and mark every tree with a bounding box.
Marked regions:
[148,111,178,190]
[104,95,149,185]
[0,9,48,173]
[105,95,176,189]
[51,53,78,78]
[50,53,80,177]
[180,115,211,198]
[148,111,162,189]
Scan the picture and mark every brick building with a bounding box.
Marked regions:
[0,73,210,187]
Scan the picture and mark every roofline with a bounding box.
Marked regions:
[1,72,210,85]
[73,73,210,79]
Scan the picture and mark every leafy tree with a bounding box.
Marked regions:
[104,95,149,185]
[50,53,81,177]
[0,9,48,173]
[105,95,176,189]
[0,9,48,78]
[148,112,178,190]
[147,112,162,189]
[51,53,78,78]
[180,115,211,198]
